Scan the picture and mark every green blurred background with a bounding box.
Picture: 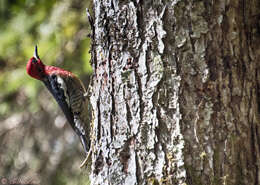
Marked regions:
[0,0,92,184]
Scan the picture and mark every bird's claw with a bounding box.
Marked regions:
[80,148,92,168]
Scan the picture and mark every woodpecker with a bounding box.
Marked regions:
[26,46,91,166]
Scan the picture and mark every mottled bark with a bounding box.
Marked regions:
[88,0,260,184]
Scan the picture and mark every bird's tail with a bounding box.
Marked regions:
[80,134,90,154]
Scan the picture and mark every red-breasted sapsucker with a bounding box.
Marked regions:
[26,46,91,166]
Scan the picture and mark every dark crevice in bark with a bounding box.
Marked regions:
[235,147,244,184]
[125,95,132,133]
[90,45,97,74]
[135,151,140,184]
[106,42,114,182]
[256,125,260,185]
[90,8,97,71]
[97,97,101,141]
[134,68,144,135]
[104,15,111,50]
[256,123,260,152]
[135,4,145,57]
[257,81,260,114]
[145,48,151,86]
[241,0,251,46]
[153,89,161,162]
[133,4,144,134]
[187,13,195,53]
[256,165,259,185]
[247,83,258,185]
[108,46,115,142]
[119,138,131,174]
[133,0,139,7]
[250,120,257,185]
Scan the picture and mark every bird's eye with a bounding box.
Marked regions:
[32,58,37,63]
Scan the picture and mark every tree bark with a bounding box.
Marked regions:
[88,0,260,184]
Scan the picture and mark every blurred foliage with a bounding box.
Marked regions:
[0,0,92,184]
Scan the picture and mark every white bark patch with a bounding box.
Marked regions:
[202,68,209,83]
[157,6,166,54]
[168,75,186,183]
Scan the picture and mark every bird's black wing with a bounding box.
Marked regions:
[43,74,90,154]
[43,75,75,130]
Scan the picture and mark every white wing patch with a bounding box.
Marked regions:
[56,76,70,106]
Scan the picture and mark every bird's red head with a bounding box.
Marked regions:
[26,46,46,80]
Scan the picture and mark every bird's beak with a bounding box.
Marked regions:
[34,45,40,60]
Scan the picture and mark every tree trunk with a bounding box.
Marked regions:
[88,0,260,184]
